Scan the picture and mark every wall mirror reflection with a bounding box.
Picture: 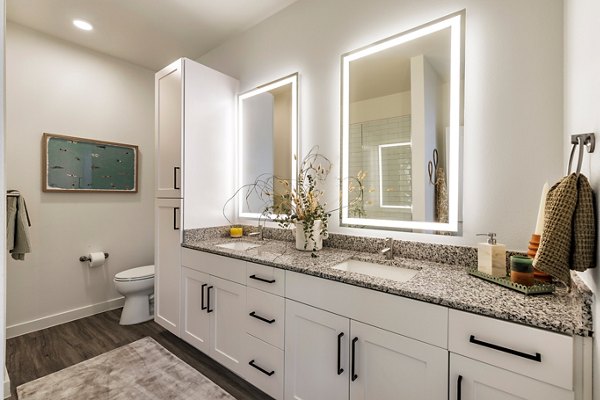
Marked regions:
[238,73,298,219]
[341,11,464,233]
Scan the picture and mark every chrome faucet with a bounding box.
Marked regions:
[380,237,394,260]
[248,225,264,241]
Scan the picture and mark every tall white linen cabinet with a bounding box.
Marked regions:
[154,57,239,336]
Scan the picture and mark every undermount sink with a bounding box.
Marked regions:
[215,241,262,251]
[332,258,420,283]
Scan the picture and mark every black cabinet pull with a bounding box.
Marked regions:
[173,207,180,230]
[249,311,275,324]
[206,286,214,313]
[469,335,541,362]
[337,332,344,375]
[249,360,275,376]
[201,284,207,310]
[173,167,180,190]
[351,337,358,381]
[249,274,276,284]
[457,375,463,400]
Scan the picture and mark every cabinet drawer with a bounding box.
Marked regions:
[181,248,245,284]
[246,287,285,349]
[244,334,284,400]
[448,309,574,390]
[246,262,285,296]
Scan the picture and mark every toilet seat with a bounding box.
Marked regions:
[114,265,155,282]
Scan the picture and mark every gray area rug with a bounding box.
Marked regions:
[17,337,236,400]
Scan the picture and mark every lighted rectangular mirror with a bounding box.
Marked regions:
[238,73,298,219]
[341,11,464,233]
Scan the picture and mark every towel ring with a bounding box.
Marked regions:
[567,133,595,175]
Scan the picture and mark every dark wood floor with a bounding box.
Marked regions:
[6,309,273,400]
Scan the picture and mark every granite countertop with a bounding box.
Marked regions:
[183,231,593,337]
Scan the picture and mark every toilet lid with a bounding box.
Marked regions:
[114,265,155,281]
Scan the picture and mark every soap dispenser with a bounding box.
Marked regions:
[477,233,507,277]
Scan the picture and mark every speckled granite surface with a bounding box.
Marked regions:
[183,227,593,337]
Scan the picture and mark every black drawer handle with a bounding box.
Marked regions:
[206,286,214,313]
[201,283,207,310]
[337,332,344,375]
[173,207,180,230]
[351,337,358,381]
[457,375,463,400]
[469,335,541,362]
[249,360,275,376]
[249,311,275,324]
[173,167,180,190]
[249,274,276,284]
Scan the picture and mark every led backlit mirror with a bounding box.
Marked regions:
[238,74,298,219]
[341,12,464,233]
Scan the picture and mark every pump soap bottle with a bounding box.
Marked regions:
[477,233,507,277]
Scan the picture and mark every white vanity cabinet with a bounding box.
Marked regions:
[449,309,587,400]
[154,198,182,335]
[175,250,591,400]
[181,249,247,376]
[284,271,449,400]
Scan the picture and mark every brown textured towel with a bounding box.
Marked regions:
[572,174,596,271]
[533,173,596,285]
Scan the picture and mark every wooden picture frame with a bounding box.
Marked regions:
[42,133,138,193]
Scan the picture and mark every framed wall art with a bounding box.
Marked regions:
[42,133,138,193]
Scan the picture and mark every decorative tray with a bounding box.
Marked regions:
[467,267,555,295]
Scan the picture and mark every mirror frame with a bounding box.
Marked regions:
[237,73,298,220]
[340,11,464,232]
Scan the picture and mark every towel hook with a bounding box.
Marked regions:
[567,133,595,175]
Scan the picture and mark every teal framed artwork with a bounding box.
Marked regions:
[42,133,138,192]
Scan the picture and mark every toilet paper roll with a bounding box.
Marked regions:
[88,252,106,268]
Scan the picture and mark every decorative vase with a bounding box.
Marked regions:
[295,220,323,251]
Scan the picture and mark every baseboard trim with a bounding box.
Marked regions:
[4,367,10,399]
[6,297,125,339]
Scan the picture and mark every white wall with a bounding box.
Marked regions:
[199,0,564,250]
[5,23,155,336]
[564,0,600,397]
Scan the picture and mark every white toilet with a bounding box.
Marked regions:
[113,265,155,325]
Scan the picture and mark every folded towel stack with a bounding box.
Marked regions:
[533,173,596,285]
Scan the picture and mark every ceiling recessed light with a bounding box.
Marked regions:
[73,19,93,31]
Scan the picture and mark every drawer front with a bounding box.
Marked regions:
[448,309,574,390]
[246,262,285,296]
[244,334,284,400]
[246,287,285,349]
[181,248,245,284]
[286,271,448,348]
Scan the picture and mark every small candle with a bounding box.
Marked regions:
[229,227,243,238]
[534,182,549,235]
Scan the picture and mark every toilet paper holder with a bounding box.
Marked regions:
[79,253,109,262]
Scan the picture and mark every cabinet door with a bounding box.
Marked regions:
[350,320,448,400]
[180,267,210,353]
[450,353,574,400]
[155,59,182,198]
[285,300,349,400]
[209,276,246,376]
[154,198,182,335]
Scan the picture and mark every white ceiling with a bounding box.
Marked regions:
[7,0,299,71]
